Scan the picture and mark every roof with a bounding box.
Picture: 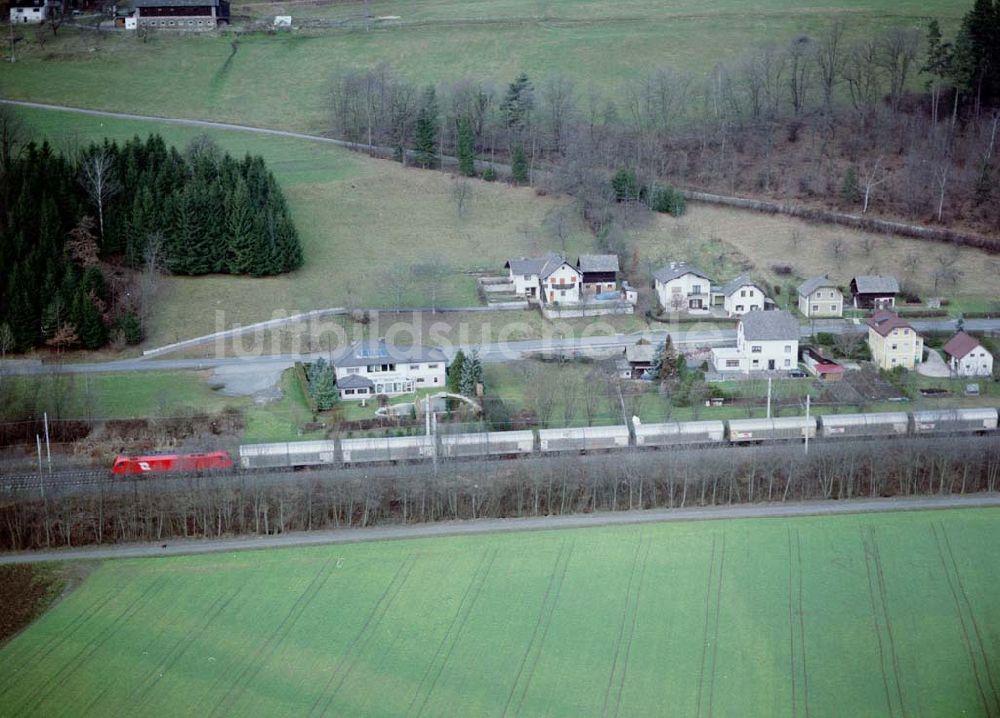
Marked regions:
[10,0,46,8]
[333,339,448,368]
[539,254,578,280]
[577,254,620,274]
[133,0,220,6]
[722,274,763,298]
[866,310,914,337]
[852,275,899,295]
[652,262,709,284]
[797,275,839,296]
[740,310,799,341]
[625,342,657,364]
[337,374,374,390]
[943,331,984,359]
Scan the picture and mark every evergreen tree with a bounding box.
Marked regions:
[308,357,338,410]
[457,116,476,177]
[225,178,261,275]
[611,168,640,201]
[501,73,535,132]
[75,289,107,350]
[459,350,484,396]
[414,86,440,169]
[511,144,529,185]
[447,350,466,393]
[840,167,859,205]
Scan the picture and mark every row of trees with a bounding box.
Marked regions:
[4,436,997,550]
[330,10,1000,232]
[0,127,303,352]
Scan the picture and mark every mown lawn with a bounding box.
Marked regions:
[1,507,997,716]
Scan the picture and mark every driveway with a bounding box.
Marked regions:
[919,348,951,378]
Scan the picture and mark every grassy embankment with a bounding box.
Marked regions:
[1,507,997,716]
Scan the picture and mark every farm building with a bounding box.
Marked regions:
[332,339,447,400]
[652,262,711,312]
[131,0,230,29]
[850,275,899,310]
[797,275,843,318]
[712,310,799,373]
[802,347,844,380]
[504,252,581,304]
[619,339,657,379]
[9,0,49,23]
[577,254,620,296]
[943,332,994,377]
[720,275,767,317]
[866,310,923,370]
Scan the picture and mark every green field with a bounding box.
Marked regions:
[1,508,998,716]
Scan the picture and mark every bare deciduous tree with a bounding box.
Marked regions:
[79,148,118,240]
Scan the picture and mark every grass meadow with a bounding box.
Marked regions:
[1,507,998,716]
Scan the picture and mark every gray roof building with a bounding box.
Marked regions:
[797,275,839,296]
[851,275,899,295]
[333,339,448,369]
[740,310,799,341]
[577,254,620,274]
[133,0,221,6]
[505,252,577,280]
[337,374,374,390]
[721,274,764,298]
[652,262,709,284]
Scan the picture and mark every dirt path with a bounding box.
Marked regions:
[3,494,998,565]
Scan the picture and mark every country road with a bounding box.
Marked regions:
[2,493,998,564]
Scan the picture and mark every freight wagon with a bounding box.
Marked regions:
[633,419,726,447]
[537,425,631,453]
[239,441,336,470]
[339,435,436,464]
[817,412,909,439]
[438,431,535,458]
[727,417,817,443]
[909,408,999,435]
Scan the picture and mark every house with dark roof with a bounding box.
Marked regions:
[850,275,899,310]
[577,254,620,296]
[720,275,767,317]
[332,339,448,400]
[652,262,711,311]
[865,310,922,370]
[9,0,49,24]
[797,275,843,318]
[132,0,229,29]
[712,310,800,373]
[504,252,581,304]
[943,331,993,377]
[617,338,657,379]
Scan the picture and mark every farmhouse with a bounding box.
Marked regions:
[712,310,799,373]
[619,339,657,379]
[866,310,923,370]
[851,275,899,310]
[577,254,620,296]
[332,339,448,400]
[943,332,994,377]
[9,0,49,23]
[652,262,711,312]
[721,275,767,317]
[504,252,581,304]
[797,275,843,318]
[132,0,230,29]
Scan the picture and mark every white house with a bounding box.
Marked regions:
[943,332,994,377]
[9,0,49,23]
[505,252,581,304]
[712,310,800,373]
[721,275,767,317]
[333,339,448,401]
[652,262,711,312]
[797,275,843,318]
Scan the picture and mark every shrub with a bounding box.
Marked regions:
[649,185,687,216]
[611,168,641,201]
[481,166,497,182]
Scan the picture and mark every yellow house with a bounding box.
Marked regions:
[866,310,923,370]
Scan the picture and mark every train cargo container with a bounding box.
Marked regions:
[633,420,726,447]
[239,441,337,469]
[910,408,999,434]
[438,431,535,458]
[817,412,909,439]
[727,417,817,443]
[537,425,630,453]
[340,435,436,463]
[112,451,234,475]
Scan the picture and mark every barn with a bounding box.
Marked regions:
[132,0,229,29]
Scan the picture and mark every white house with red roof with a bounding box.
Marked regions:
[943,332,994,377]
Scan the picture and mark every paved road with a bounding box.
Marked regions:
[2,493,998,564]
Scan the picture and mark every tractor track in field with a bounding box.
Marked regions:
[610,536,652,718]
[411,548,498,718]
[602,532,650,718]
[794,529,811,718]
[695,534,717,718]
[505,542,573,718]
[15,576,168,716]
[860,528,895,717]
[786,530,799,718]
[869,529,907,718]
[706,533,727,718]
[309,553,417,717]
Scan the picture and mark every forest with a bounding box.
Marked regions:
[329,7,1000,238]
[0,131,302,353]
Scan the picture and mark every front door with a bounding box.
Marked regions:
[690,298,702,309]
[768,359,775,370]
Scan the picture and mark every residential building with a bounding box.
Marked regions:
[619,339,657,379]
[132,0,230,29]
[504,252,582,304]
[866,310,923,370]
[332,339,448,401]
[9,0,49,23]
[943,332,994,377]
[721,275,766,317]
[577,254,620,296]
[850,275,899,310]
[652,262,711,312]
[797,275,843,318]
[712,310,800,373]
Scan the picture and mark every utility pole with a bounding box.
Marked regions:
[8,19,15,63]
[766,377,772,419]
[36,434,44,498]
[804,394,811,455]
[43,412,52,475]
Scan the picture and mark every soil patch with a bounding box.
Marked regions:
[0,563,78,645]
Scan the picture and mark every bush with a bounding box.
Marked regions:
[611,168,641,202]
[481,166,497,182]
[814,332,837,346]
[649,185,686,216]
[771,264,793,275]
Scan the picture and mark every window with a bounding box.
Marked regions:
[891,344,898,351]
[410,364,420,370]
[784,359,791,367]
[740,290,747,297]
[433,377,439,383]
[726,360,740,368]
[344,389,355,395]
[560,290,565,296]
[692,284,701,294]
[347,367,359,374]
[428,364,439,369]
[751,345,762,353]
[523,275,530,281]
[752,359,760,367]
[812,305,818,312]
[417,377,424,383]
[784,345,792,353]
[891,358,897,365]
[736,305,744,312]
[903,329,909,335]
[671,286,682,294]
[830,305,836,311]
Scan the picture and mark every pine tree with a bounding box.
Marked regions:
[501,73,534,132]
[457,116,476,177]
[647,341,665,380]
[76,289,107,350]
[414,86,440,169]
[225,179,261,275]
[447,350,466,393]
[511,144,529,185]
[460,350,484,396]
[308,357,338,410]
[840,167,859,205]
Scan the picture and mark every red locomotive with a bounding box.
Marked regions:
[111,451,234,475]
